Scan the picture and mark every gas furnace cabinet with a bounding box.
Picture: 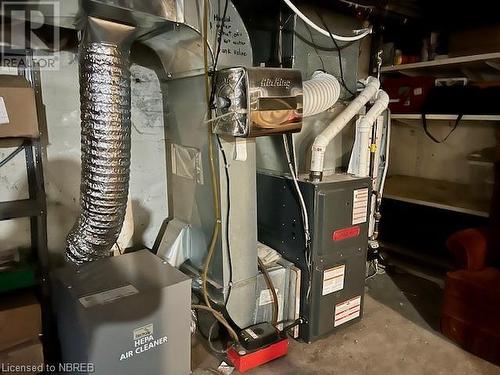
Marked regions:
[257,172,371,342]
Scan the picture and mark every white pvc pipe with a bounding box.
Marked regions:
[282,0,372,42]
[379,110,391,196]
[357,90,390,177]
[309,76,380,180]
[303,71,341,117]
[357,120,373,178]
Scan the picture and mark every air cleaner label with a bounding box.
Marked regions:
[119,323,168,361]
[334,296,361,327]
[352,188,369,225]
[322,265,345,295]
[78,285,138,308]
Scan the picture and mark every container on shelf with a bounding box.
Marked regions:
[467,147,495,203]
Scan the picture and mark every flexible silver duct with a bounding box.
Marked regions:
[66,17,136,264]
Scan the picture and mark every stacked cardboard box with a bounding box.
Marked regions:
[0,292,44,374]
[0,75,39,139]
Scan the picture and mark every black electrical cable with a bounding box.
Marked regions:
[216,134,233,308]
[210,0,236,314]
[315,11,356,98]
[304,23,326,72]
[209,0,230,108]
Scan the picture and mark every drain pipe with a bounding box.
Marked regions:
[66,17,136,264]
[357,90,389,177]
[309,76,380,181]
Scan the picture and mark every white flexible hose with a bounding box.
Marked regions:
[303,71,341,117]
[282,0,372,42]
[309,76,380,180]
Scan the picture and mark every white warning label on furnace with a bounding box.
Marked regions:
[334,295,361,327]
[0,97,10,125]
[322,265,345,296]
[352,188,369,225]
[79,285,139,308]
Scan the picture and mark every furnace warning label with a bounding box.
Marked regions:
[352,188,369,225]
[334,296,361,327]
[322,265,345,296]
[79,285,138,308]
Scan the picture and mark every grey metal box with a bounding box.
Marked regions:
[257,172,370,342]
[52,250,191,375]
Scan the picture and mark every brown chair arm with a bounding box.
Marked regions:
[446,228,488,271]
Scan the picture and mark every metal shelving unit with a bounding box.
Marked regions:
[384,175,490,218]
[391,113,500,123]
[381,52,500,79]
[382,52,499,216]
[0,51,49,286]
[0,49,54,361]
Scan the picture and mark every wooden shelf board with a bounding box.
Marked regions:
[383,175,490,217]
[381,52,500,76]
[391,114,500,122]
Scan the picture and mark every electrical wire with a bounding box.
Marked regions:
[304,23,326,72]
[209,0,234,311]
[316,11,356,98]
[216,135,233,307]
[378,110,391,196]
[257,257,279,326]
[209,0,230,108]
[282,0,372,42]
[365,259,385,281]
[192,304,239,342]
[208,320,228,355]
[199,0,239,344]
[114,241,123,255]
[282,134,313,300]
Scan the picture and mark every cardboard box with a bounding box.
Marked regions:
[0,339,44,374]
[0,292,41,352]
[0,75,39,138]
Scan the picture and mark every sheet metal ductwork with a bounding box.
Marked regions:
[66,17,136,264]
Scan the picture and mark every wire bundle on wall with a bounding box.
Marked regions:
[282,0,372,42]
[197,0,239,345]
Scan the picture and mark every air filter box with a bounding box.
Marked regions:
[52,250,191,374]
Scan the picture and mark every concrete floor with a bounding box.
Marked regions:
[192,271,500,375]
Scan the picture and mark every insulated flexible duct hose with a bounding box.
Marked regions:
[66,17,136,264]
[303,71,341,117]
